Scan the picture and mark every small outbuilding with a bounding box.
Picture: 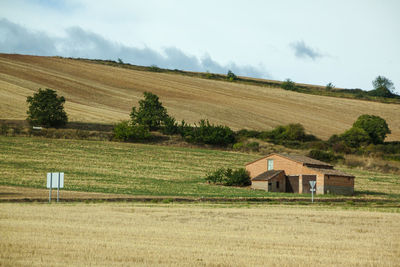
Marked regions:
[246,153,355,195]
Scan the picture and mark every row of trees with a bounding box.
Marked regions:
[115,92,236,146]
[25,89,392,154]
[281,76,398,99]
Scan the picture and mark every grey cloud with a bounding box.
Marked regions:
[0,18,57,55]
[0,18,270,79]
[290,40,323,60]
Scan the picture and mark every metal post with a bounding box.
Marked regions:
[312,189,314,203]
[309,181,316,203]
[49,173,52,203]
[57,172,60,203]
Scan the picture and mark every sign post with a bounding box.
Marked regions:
[309,180,316,203]
[47,172,64,203]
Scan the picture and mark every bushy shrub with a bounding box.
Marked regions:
[281,79,297,91]
[352,114,390,144]
[303,140,330,151]
[148,65,162,72]
[246,142,260,151]
[326,82,335,91]
[227,70,237,81]
[0,123,9,136]
[308,149,343,163]
[204,71,217,79]
[161,116,179,135]
[233,141,260,152]
[339,127,371,148]
[205,168,251,187]
[180,119,236,146]
[113,121,151,142]
[235,129,263,140]
[226,168,252,186]
[232,142,244,150]
[205,168,225,184]
[264,123,317,143]
[331,141,352,154]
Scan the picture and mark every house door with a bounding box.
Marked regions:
[286,176,299,193]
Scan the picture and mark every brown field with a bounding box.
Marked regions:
[1,203,399,266]
[0,54,399,140]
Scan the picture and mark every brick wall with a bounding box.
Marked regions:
[324,175,354,195]
[251,172,286,192]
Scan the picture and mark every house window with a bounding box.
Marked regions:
[267,159,274,170]
[276,181,279,189]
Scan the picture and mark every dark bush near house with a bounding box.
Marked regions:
[205,168,251,187]
[225,168,252,186]
[205,168,225,184]
[308,149,343,163]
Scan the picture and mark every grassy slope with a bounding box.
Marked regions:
[1,136,399,199]
[1,54,400,141]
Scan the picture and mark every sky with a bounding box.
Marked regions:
[1,0,399,93]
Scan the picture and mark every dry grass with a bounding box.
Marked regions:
[0,203,399,266]
[1,54,399,140]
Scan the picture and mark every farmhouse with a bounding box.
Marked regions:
[246,153,355,195]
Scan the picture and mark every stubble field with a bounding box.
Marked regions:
[1,53,399,140]
[1,203,399,266]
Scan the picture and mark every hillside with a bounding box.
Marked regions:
[0,53,399,140]
[2,136,399,199]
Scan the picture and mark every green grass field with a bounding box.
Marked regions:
[1,136,399,199]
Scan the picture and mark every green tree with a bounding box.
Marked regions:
[281,79,297,91]
[227,70,237,81]
[26,88,68,128]
[326,82,335,91]
[340,127,371,148]
[352,114,391,144]
[369,76,395,98]
[130,92,169,131]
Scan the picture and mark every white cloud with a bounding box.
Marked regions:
[0,19,269,78]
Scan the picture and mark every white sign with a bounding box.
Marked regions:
[309,180,316,189]
[47,172,64,188]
